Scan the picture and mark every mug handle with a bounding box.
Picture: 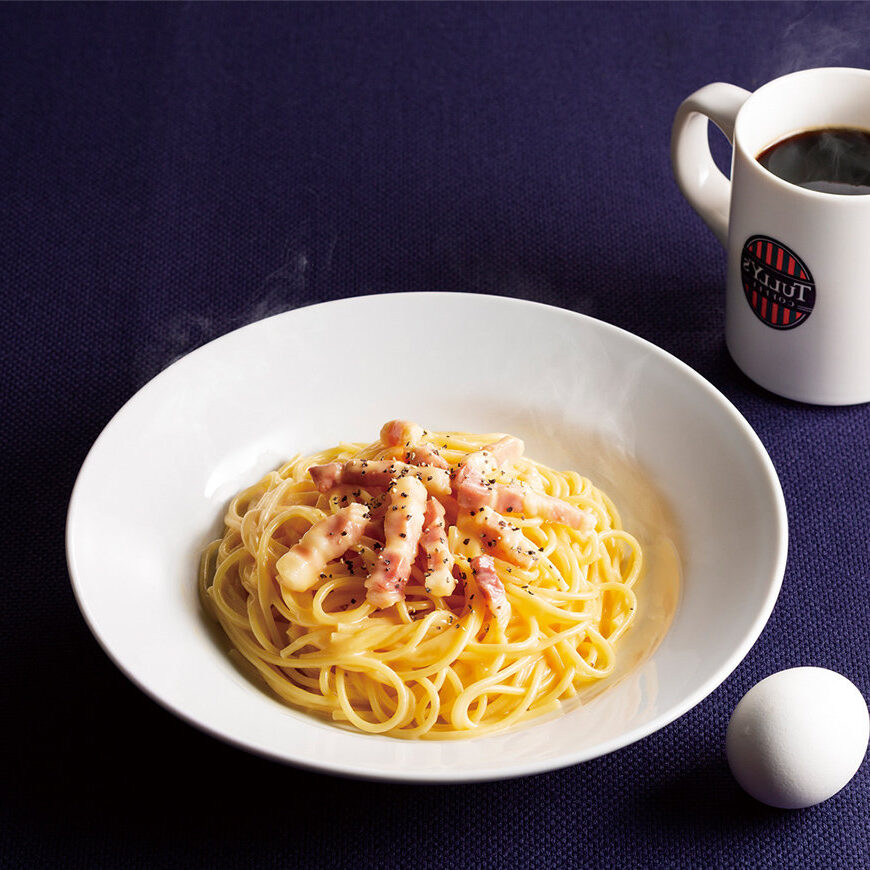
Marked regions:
[671,83,752,247]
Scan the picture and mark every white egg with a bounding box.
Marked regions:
[726,667,869,808]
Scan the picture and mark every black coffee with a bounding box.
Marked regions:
[757,127,870,195]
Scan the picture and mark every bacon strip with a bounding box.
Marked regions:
[457,435,524,475]
[405,444,449,469]
[276,503,369,592]
[471,554,511,630]
[458,481,595,531]
[380,419,424,447]
[451,435,524,493]
[464,505,539,569]
[488,435,525,466]
[380,419,449,469]
[308,462,343,490]
[419,498,455,596]
[435,492,460,527]
[365,476,428,608]
[310,459,450,496]
[451,436,591,530]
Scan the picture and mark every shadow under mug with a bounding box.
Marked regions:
[672,67,870,406]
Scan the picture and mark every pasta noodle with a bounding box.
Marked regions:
[199,423,642,739]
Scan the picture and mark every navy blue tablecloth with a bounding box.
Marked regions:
[2,3,868,867]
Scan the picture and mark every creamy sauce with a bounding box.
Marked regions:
[555,431,682,706]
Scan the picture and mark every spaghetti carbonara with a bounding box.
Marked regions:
[199,421,642,738]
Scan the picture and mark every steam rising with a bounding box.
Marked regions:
[759,129,870,195]
[136,236,331,383]
[766,14,868,81]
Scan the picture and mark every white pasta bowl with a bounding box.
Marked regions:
[66,292,787,781]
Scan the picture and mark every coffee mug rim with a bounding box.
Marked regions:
[733,66,870,202]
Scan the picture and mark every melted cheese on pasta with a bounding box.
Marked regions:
[199,427,642,738]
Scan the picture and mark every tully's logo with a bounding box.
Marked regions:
[741,236,815,330]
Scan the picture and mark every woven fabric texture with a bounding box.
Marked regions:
[1,3,867,868]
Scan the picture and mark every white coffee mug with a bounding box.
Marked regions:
[672,67,870,405]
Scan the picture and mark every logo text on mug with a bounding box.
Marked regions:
[740,235,815,330]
